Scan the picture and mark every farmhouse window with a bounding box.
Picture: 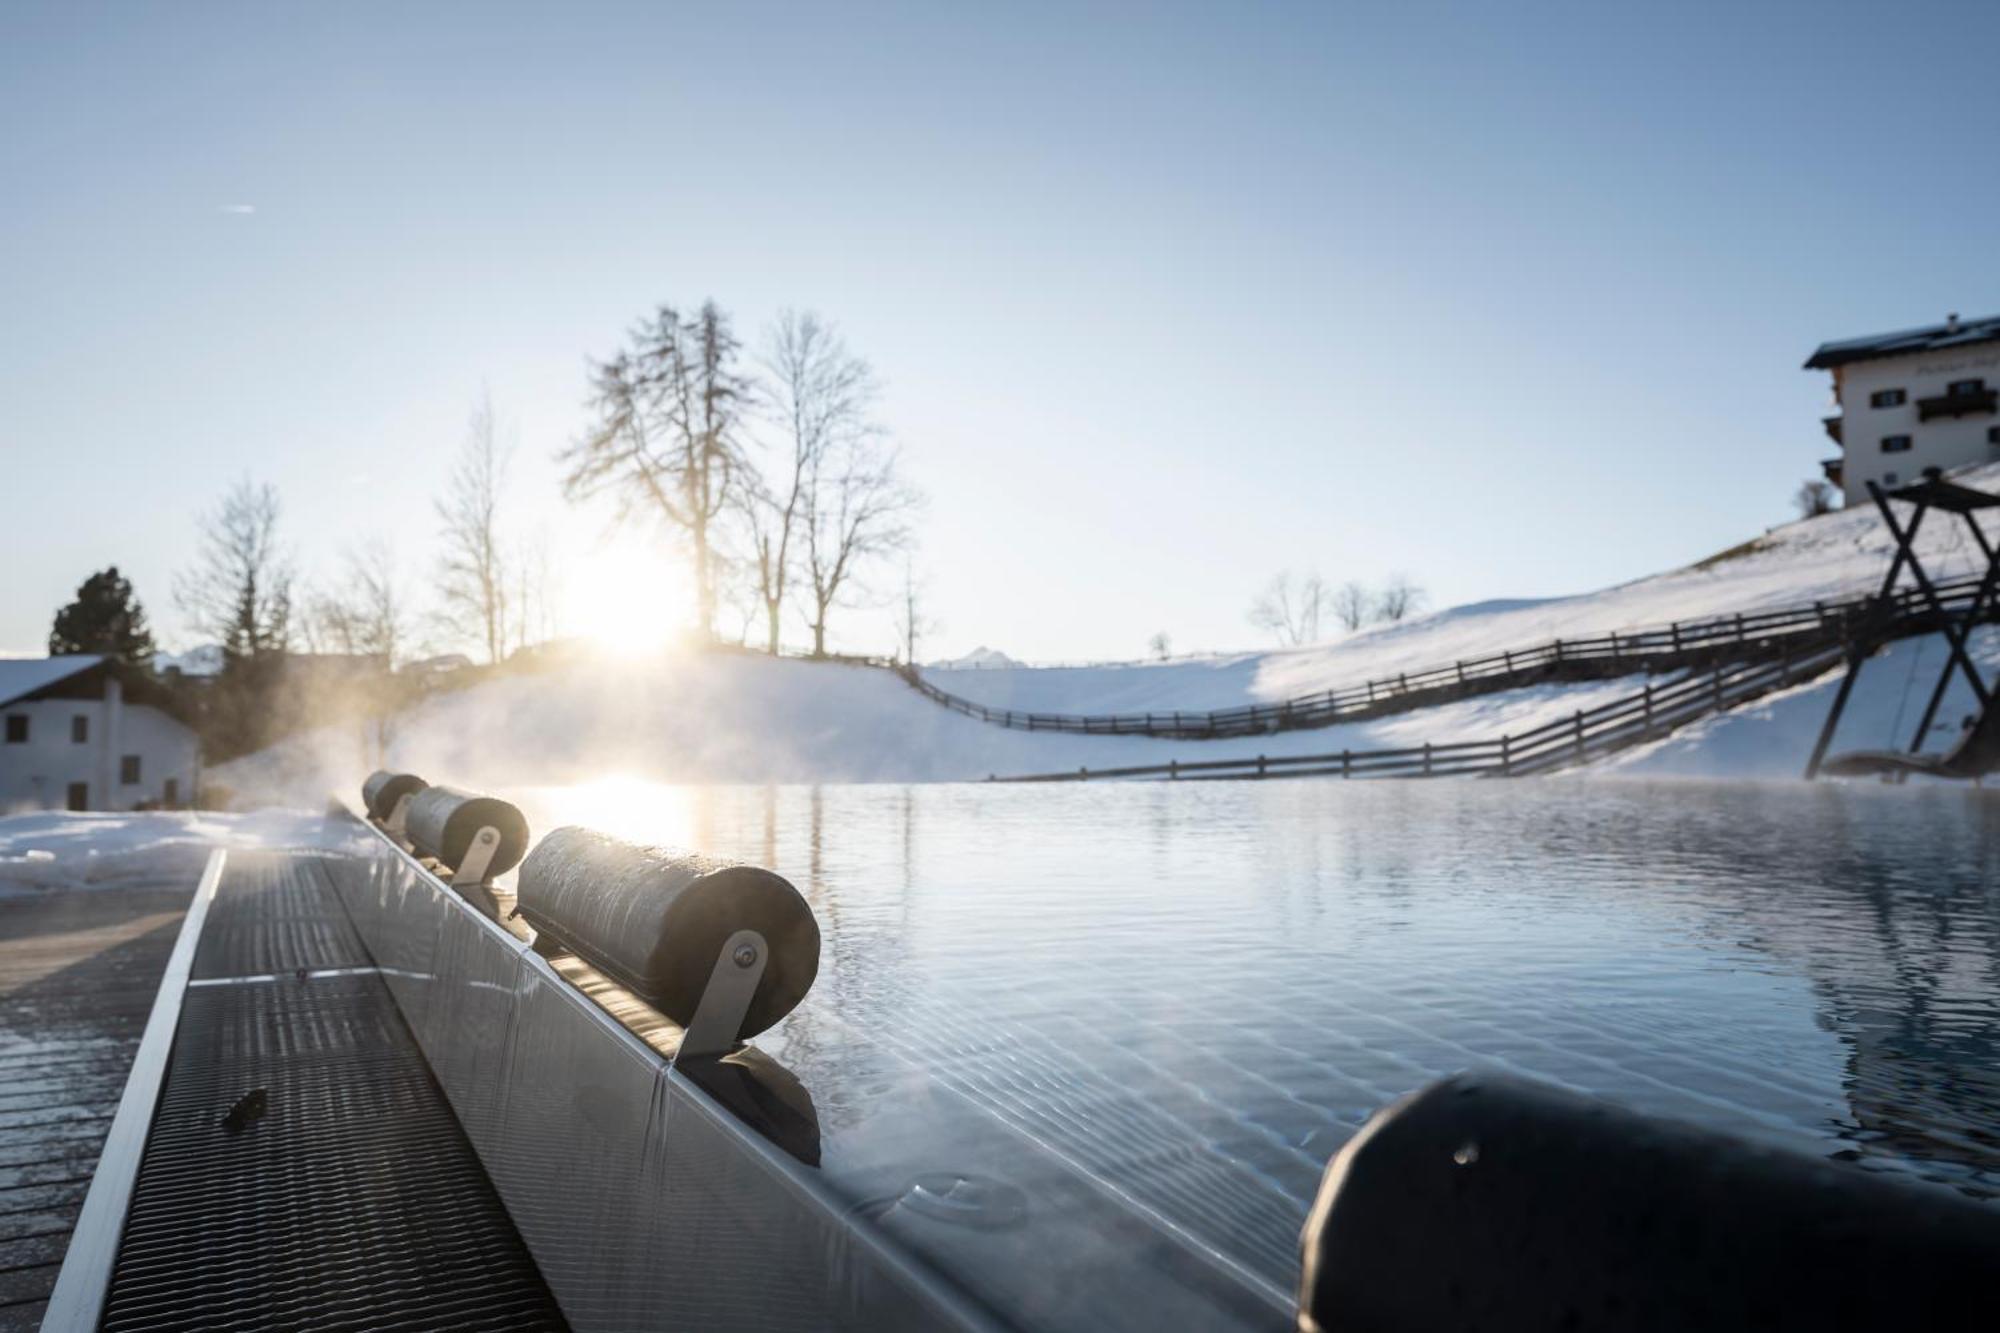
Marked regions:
[1870,388,1906,408]
[1880,435,1912,454]
[4,715,25,743]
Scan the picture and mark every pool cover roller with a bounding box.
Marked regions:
[403,784,531,877]
[517,825,821,1040]
[361,769,427,820]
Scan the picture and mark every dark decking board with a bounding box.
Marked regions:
[0,878,193,1331]
[100,850,567,1332]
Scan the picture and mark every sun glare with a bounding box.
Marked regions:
[560,532,692,658]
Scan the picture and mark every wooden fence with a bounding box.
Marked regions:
[990,640,1850,783]
[917,574,1990,741]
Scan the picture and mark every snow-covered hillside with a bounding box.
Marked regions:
[929,461,2000,716]
[214,463,2000,800]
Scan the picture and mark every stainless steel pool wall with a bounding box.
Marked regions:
[321,807,992,1333]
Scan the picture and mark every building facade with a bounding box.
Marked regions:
[0,656,199,815]
[1807,313,2000,504]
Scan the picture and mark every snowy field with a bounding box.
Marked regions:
[209,463,2000,801]
[0,809,334,894]
[930,461,2000,716]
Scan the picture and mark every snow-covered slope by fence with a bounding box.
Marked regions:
[213,464,2000,800]
[929,462,2000,717]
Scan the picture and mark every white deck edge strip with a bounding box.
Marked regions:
[42,847,229,1332]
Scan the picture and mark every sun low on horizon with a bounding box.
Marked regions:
[558,528,694,660]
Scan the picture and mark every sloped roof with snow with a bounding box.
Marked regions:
[0,655,105,708]
[1805,314,2000,369]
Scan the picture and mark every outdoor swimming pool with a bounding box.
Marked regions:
[505,777,2000,1318]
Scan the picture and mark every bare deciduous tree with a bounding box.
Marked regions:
[1331,580,1370,632]
[897,556,940,667]
[562,301,749,638]
[1794,478,1838,519]
[1374,574,1427,624]
[302,540,408,666]
[750,311,872,653]
[1248,570,1331,646]
[437,393,514,664]
[801,433,920,657]
[1148,631,1173,661]
[175,478,292,660]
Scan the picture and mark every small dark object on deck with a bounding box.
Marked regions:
[361,769,428,820]
[220,1088,267,1134]
[404,784,530,876]
[1297,1072,2000,1333]
[517,826,820,1039]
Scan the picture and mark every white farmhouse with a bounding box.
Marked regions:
[0,656,199,814]
[1807,312,2000,504]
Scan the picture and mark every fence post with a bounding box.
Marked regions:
[1610,631,1620,659]
[1671,621,1682,652]
[1504,649,1514,673]
[1735,613,1745,643]
[1170,759,1179,780]
[1643,681,1654,737]
[1367,681,1376,703]
[1573,710,1585,762]
[1554,639,1564,663]
[1079,766,1088,780]
[1399,673,1409,693]
[1500,734,1511,776]
[1423,742,1432,775]
[1456,660,1466,684]
[1342,750,1352,778]
[1257,754,1267,777]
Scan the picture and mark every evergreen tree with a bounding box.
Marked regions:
[48,566,157,664]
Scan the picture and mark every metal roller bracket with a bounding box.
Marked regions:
[676,928,769,1062]
[450,825,503,888]
[385,792,416,846]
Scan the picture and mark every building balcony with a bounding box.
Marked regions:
[1917,387,1998,421]
[1822,414,1843,444]
[1821,457,1845,488]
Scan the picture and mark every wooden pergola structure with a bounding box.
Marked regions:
[1805,472,2000,780]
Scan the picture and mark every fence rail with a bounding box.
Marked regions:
[992,641,1850,783]
[917,574,1992,741]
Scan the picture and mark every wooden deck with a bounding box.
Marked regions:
[0,878,193,1330]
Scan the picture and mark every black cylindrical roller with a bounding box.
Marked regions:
[517,826,820,1039]
[404,785,530,876]
[1298,1073,2000,1333]
[361,769,427,820]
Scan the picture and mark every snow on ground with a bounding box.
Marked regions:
[1599,627,2000,781]
[201,463,2000,801]
[930,461,2000,716]
[0,809,336,895]
[212,652,1678,803]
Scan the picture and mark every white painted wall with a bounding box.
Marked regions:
[0,698,198,815]
[1834,345,2000,502]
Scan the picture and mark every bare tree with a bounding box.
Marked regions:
[302,540,408,666]
[1794,478,1838,519]
[437,392,513,664]
[1374,574,1427,624]
[1148,631,1173,661]
[749,311,871,653]
[1331,580,1370,633]
[175,478,292,659]
[1248,570,1331,646]
[562,301,749,638]
[801,434,920,657]
[897,556,939,667]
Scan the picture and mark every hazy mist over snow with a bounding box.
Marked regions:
[212,462,2000,800]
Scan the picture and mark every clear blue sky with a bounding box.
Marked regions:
[5,1,1998,661]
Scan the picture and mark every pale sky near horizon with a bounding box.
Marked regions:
[5,1,1999,663]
